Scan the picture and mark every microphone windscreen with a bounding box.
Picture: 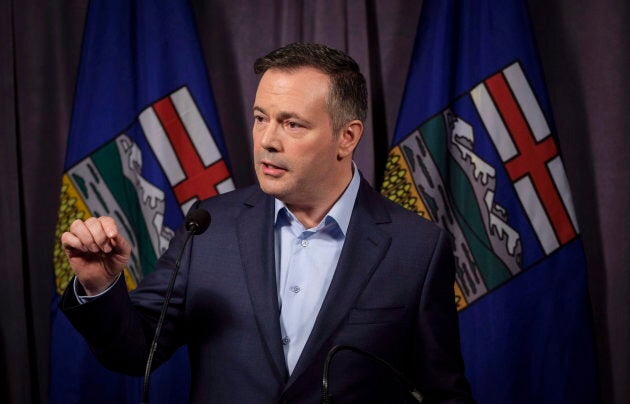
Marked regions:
[185,209,211,235]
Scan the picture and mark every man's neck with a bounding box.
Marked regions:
[286,204,332,229]
[286,166,354,229]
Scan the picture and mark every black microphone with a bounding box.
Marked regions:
[185,208,211,235]
[321,345,423,403]
[141,209,211,404]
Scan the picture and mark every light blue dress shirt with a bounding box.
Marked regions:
[273,165,360,375]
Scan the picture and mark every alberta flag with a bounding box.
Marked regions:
[381,1,597,402]
[50,1,233,402]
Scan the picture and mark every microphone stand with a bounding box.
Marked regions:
[140,211,209,404]
[321,345,423,404]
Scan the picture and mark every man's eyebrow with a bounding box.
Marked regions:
[253,106,267,115]
[253,106,308,123]
[276,111,306,122]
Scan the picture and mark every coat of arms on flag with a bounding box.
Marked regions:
[53,86,234,295]
[382,61,578,310]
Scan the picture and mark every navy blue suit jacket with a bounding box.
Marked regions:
[61,180,473,403]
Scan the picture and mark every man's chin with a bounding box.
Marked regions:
[257,179,285,199]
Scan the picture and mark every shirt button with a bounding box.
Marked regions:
[301,239,309,247]
[290,285,301,294]
[282,337,290,345]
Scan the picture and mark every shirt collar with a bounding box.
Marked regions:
[274,162,361,236]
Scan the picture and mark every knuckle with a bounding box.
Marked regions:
[69,219,83,230]
[85,217,98,225]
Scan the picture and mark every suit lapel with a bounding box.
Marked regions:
[284,181,392,390]
[237,188,289,383]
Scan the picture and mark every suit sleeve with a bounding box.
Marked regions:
[414,229,475,403]
[59,222,192,376]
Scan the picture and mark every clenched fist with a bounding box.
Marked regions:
[61,216,131,296]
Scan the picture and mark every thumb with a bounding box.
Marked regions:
[105,232,132,268]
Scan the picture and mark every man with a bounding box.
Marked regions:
[61,43,473,403]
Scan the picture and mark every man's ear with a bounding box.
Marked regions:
[337,120,363,160]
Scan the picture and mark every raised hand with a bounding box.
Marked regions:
[61,216,131,296]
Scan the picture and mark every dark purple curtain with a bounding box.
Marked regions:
[1,0,627,402]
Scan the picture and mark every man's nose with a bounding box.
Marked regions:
[259,122,282,152]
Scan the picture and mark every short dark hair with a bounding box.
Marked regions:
[254,42,368,132]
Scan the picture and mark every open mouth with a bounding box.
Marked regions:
[260,161,287,175]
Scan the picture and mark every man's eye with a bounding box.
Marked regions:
[254,115,265,123]
[287,121,301,129]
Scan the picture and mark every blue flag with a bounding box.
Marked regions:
[380,1,597,402]
[50,1,233,402]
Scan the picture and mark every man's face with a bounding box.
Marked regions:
[253,67,348,207]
